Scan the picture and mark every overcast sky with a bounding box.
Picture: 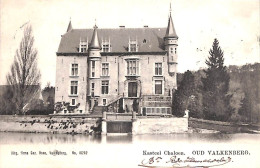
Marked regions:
[0,0,259,87]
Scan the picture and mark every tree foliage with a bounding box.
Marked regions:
[174,63,259,123]
[238,92,251,122]
[229,63,260,123]
[41,82,55,111]
[6,25,41,115]
[0,86,16,115]
[201,39,233,121]
[172,70,199,117]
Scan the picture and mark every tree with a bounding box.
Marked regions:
[0,86,16,115]
[201,38,233,121]
[172,70,198,117]
[6,25,41,115]
[238,92,251,122]
[41,82,55,113]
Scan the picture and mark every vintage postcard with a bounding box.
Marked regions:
[0,0,259,167]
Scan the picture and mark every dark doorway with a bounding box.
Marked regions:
[119,98,123,113]
[128,82,137,97]
[107,121,132,133]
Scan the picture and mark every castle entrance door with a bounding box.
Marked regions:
[128,82,137,97]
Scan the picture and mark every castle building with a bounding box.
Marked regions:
[55,7,178,115]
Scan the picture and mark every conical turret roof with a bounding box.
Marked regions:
[66,20,72,32]
[89,25,101,49]
[165,10,178,38]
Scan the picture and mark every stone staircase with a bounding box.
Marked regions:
[106,95,123,113]
[91,95,122,115]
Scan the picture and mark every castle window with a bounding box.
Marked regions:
[70,81,78,95]
[155,80,162,94]
[155,63,162,76]
[127,59,139,76]
[71,99,76,106]
[102,39,111,52]
[102,63,109,76]
[171,47,173,53]
[130,43,137,52]
[80,45,87,52]
[101,81,109,94]
[91,83,95,97]
[129,39,138,52]
[71,64,78,76]
[91,61,95,77]
[175,48,177,54]
[103,99,107,106]
[103,44,109,52]
[79,39,88,53]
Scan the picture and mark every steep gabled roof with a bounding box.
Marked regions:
[57,27,167,53]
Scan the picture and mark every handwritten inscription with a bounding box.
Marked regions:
[139,156,232,168]
[139,150,250,167]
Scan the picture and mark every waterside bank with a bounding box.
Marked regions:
[0,114,189,134]
[0,115,259,134]
[0,115,101,134]
[189,117,260,134]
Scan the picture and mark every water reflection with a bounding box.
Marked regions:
[0,132,101,145]
[0,132,259,145]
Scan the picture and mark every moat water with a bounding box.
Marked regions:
[1,132,260,168]
[0,132,259,144]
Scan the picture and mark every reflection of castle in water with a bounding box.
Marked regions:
[1,132,255,144]
[54,6,178,116]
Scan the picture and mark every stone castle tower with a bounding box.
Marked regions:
[164,5,178,82]
[88,25,102,110]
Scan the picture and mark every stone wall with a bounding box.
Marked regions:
[0,115,101,134]
[106,113,133,121]
[132,117,188,134]
[55,56,88,113]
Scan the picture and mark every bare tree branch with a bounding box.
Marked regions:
[6,25,41,115]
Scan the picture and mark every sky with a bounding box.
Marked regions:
[0,0,259,88]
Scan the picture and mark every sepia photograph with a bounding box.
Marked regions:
[0,0,259,167]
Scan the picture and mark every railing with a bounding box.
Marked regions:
[107,95,123,106]
[143,107,172,115]
[142,95,171,102]
[105,95,123,113]
[142,95,172,116]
